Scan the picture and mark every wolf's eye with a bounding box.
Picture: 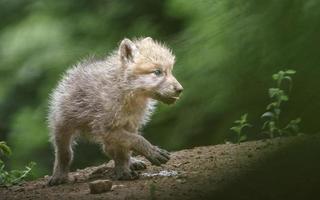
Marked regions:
[153,69,163,76]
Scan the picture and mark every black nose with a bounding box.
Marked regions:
[175,86,184,94]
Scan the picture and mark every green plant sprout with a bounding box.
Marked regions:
[0,141,36,186]
[0,141,11,157]
[261,69,301,138]
[230,113,252,144]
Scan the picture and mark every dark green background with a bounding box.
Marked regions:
[0,0,319,177]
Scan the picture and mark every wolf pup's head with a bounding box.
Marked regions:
[119,37,183,104]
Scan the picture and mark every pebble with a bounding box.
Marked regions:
[177,179,187,184]
[89,179,112,194]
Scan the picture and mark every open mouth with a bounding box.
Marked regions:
[153,94,180,105]
[168,96,180,101]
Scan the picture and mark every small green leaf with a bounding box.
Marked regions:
[269,88,280,98]
[285,69,296,74]
[261,112,274,118]
[230,127,240,133]
[283,76,292,82]
[230,113,251,144]
[281,95,289,101]
[239,135,247,142]
[284,118,301,134]
[292,118,301,123]
[0,141,12,156]
[241,113,248,121]
[266,102,277,110]
[243,123,252,128]
[272,74,279,80]
[262,121,269,130]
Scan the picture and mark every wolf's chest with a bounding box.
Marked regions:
[115,107,146,132]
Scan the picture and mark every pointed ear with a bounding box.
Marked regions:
[142,37,153,42]
[119,38,139,63]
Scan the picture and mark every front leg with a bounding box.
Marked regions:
[136,144,170,166]
[131,135,170,166]
[106,130,170,166]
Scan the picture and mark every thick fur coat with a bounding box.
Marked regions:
[48,37,183,185]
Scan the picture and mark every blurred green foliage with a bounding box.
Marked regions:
[0,0,320,177]
[0,141,35,186]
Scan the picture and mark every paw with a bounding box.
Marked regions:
[130,158,147,170]
[48,175,68,186]
[147,146,170,166]
[115,168,139,180]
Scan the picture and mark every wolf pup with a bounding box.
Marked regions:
[48,37,183,185]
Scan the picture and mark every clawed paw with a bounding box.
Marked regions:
[147,146,170,166]
[48,175,68,186]
[130,158,147,170]
[115,169,139,180]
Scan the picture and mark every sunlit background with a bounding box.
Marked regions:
[0,0,320,177]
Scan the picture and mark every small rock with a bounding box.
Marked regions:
[89,179,112,194]
[173,163,182,168]
[11,186,24,192]
[177,179,187,184]
[177,173,188,179]
[111,184,124,191]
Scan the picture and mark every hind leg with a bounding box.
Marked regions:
[48,127,74,186]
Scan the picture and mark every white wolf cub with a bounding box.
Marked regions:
[48,37,183,185]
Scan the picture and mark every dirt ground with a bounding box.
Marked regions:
[1,135,320,200]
